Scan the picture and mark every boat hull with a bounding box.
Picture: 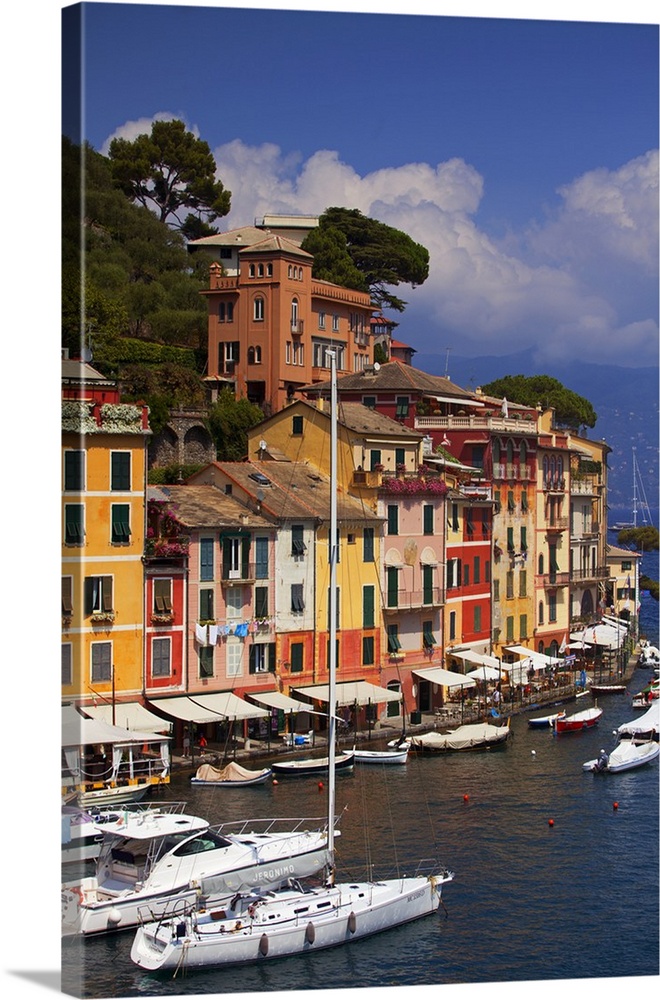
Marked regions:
[131,872,453,971]
[528,712,564,729]
[271,752,355,777]
[353,749,408,765]
[583,741,660,773]
[554,708,603,734]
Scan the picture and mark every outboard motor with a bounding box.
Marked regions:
[594,750,609,772]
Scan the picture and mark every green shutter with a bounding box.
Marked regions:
[363,585,375,628]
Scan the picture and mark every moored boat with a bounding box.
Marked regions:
[589,683,626,695]
[410,720,510,753]
[190,761,272,787]
[528,711,565,729]
[553,706,603,733]
[353,746,409,765]
[617,701,659,742]
[62,808,336,936]
[271,750,355,777]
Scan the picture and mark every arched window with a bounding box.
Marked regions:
[291,298,299,331]
[492,439,501,463]
[249,264,255,277]
[247,346,255,364]
[253,297,265,321]
[520,440,527,464]
[538,553,544,575]
[506,440,514,464]
[288,265,292,278]
[257,263,264,277]
[538,600,544,625]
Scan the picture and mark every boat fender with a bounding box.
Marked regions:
[259,933,269,956]
[305,921,316,944]
[75,886,84,905]
[107,907,122,927]
[347,912,357,934]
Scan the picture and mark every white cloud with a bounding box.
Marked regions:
[99,113,200,155]
[101,119,659,368]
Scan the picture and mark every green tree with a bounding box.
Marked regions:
[617,525,659,551]
[302,207,429,312]
[480,374,597,430]
[108,119,231,237]
[206,389,264,461]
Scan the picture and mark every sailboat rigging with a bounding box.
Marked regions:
[131,352,454,973]
[612,448,654,530]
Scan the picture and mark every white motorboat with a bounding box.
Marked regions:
[131,353,453,974]
[62,808,336,936]
[617,701,659,742]
[190,762,272,787]
[583,740,660,773]
[271,750,355,778]
[61,802,186,865]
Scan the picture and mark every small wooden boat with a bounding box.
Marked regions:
[583,740,660,773]
[554,706,603,733]
[410,721,510,753]
[589,683,626,695]
[528,711,565,729]
[353,746,409,765]
[631,682,659,709]
[271,750,355,777]
[190,761,272,787]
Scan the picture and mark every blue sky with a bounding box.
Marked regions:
[62,0,659,371]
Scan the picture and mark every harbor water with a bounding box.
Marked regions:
[62,550,658,998]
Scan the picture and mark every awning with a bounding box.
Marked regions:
[62,704,170,748]
[293,681,402,706]
[466,665,501,682]
[248,690,326,717]
[505,645,563,666]
[451,650,501,670]
[84,701,172,734]
[412,667,476,689]
[148,693,268,723]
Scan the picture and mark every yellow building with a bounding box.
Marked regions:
[62,362,150,711]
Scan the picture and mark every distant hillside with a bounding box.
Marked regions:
[415,349,658,522]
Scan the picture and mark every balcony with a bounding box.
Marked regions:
[536,572,570,588]
[570,566,610,583]
[545,517,569,533]
[542,476,566,493]
[415,413,538,436]
[383,587,445,611]
[291,319,304,336]
[571,476,602,496]
[145,536,190,559]
[220,562,258,584]
[352,469,383,488]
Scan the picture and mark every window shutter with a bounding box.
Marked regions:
[62,577,73,615]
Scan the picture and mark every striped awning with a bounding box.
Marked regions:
[248,690,325,716]
[84,701,172,733]
[293,681,402,706]
[148,693,268,723]
[411,667,476,689]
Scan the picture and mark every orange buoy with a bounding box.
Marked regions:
[318,781,324,791]
[463,794,469,802]
[613,801,619,810]
[548,818,554,827]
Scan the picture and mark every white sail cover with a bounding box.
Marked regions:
[617,701,659,736]
[411,723,509,751]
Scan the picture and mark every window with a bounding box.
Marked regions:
[387,505,399,535]
[318,311,326,329]
[369,449,382,470]
[258,263,264,277]
[507,490,515,512]
[291,525,306,556]
[520,526,528,551]
[622,560,632,571]
[363,585,375,628]
[223,535,249,579]
[386,567,399,607]
[64,450,85,491]
[387,624,401,652]
[446,557,461,589]
[473,557,481,584]
[363,527,374,562]
[62,576,73,616]
[291,298,299,330]
[226,637,243,677]
[65,504,84,545]
[249,643,275,674]
[423,504,434,535]
[507,527,515,552]
[219,341,240,372]
[290,642,304,673]
[363,396,376,410]
[200,538,214,581]
[111,504,131,544]
[506,571,514,599]
[519,615,528,639]
[152,637,171,677]
[493,578,500,601]
[226,586,242,620]
[363,635,375,665]
[519,570,527,598]
[332,314,339,331]
[395,396,409,418]
[249,264,255,277]
[255,586,269,618]
[463,563,470,586]
[473,605,482,632]
[506,616,514,641]
[451,504,460,531]
[198,646,214,679]
[91,641,112,683]
[199,588,214,621]
[85,576,113,616]
[247,345,262,364]
[548,593,557,623]
[538,600,545,625]
[423,565,434,605]
[422,621,437,649]
[255,537,269,579]
[153,578,173,615]
[485,560,491,584]
[471,445,484,471]
[62,644,72,686]
[449,611,456,641]
[395,448,405,468]
[253,297,265,321]
[521,491,528,512]
[291,584,304,613]
[466,511,474,536]
[111,452,131,491]
[292,415,303,435]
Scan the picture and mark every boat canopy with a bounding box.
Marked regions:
[617,701,659,736]
[411,667,476,689]
[62,704,170,748]
[293,680,402,706]
[147,693,268,723]
[84,702,171,734]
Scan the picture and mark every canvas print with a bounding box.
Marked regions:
[58,2,658,998]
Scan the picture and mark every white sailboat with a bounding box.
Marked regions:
[131,353,454,973]
[611,448,654,530]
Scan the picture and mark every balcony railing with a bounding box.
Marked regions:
[546,517,569,532]
[570,567,610,583]
[542,476,566,492]
[383,587,445,611]
[536,572,571,588]
[415,414,538,435]
[220,563,258,584]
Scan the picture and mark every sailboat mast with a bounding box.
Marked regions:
[632,447,638,529]
[327,352,338,865]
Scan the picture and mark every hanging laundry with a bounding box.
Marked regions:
[208,625,219,645]
[195,622,208,646]
[234,622,249,638]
